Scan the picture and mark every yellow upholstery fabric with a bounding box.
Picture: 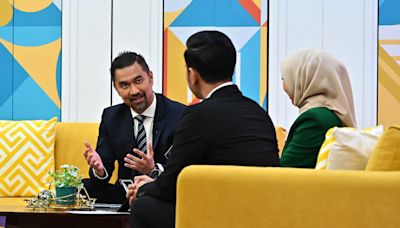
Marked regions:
[54,122,118,183]
[275,126,287,157]
[0,122,120,205]
[177,166,400,228]
[366,126,400,171]
[0,118,56,196]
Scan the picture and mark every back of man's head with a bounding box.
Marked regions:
[184,31,236,83]
[110,51,150,82]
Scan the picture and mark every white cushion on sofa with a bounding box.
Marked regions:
[326,126,384,170]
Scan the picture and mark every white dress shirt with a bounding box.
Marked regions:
[130,94,156,144]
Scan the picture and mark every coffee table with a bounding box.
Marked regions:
[0,205,129,228]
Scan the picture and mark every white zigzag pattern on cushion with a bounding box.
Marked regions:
[22,185,38,196]
[1,165,51,196]
[0,118,56,196]
[23,152,54,175]
[0,142,53,176]
[0,149,6,164]
[3,163,47,187]
[0,171,25,195]
[0,153,53,195]
[0,123,54,151]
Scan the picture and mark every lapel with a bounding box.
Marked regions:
[120,106,136,150]
[119,106,137,178]
[152,94,167,151]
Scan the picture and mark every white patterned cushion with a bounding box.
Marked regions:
[0,118,56,196]
[316,125,384,170]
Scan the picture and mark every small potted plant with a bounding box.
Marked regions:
[49,165,83,205]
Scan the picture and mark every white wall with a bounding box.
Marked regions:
[62,0,111,122]
[268,0,378,129]
[62,0,378,127]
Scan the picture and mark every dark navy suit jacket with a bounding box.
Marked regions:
[138,85,280,203]
[89,93,185,184]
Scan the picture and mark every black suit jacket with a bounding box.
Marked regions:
[89,93,185,184]
[138,85,280,202]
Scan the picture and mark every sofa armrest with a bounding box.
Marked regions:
[176,166,400,228]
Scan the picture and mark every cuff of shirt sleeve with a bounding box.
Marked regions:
[148,163,164,179]
[92,167,109,180]
[156,163,164,173]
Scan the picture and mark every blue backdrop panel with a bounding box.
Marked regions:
[0,44,13,119]
[11,2,61,120]
[216,0,258,26]
[13,76,60,120]
[240,30,261,103]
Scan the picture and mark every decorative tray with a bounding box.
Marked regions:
[25,186,96,211]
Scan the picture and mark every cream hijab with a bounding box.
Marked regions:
[280,49,356,127]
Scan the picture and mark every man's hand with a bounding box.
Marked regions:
[127,175,154,205]
[83,142,105,177]
[124,143,155,174]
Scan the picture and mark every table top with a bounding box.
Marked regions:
[0,206,129,216]
[0,206,129,228]
[0,197,129,216]
[0,205,129,216]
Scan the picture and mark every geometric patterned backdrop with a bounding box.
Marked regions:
[0,0,61,120]
[378,0,400,126]
[163,0,268,108]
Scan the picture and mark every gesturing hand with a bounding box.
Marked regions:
[124,143,155,175]
[126,175,155,205]
[83,141,105,177]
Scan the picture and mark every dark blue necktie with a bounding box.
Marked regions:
[135,115,147,153]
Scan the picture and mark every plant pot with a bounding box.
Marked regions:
[55,187,77,205]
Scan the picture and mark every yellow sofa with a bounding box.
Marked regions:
[176,165,400,228]
[0,122,118,206]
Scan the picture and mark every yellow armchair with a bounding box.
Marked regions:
[176,165,400,228]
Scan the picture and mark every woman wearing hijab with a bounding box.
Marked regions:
[280,49,356,168]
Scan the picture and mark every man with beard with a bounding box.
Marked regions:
[83,52,185,203]
[127,31,280,228]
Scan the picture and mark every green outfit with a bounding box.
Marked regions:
[280,107,343,168]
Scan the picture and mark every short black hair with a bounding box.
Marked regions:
[184,31,236,83]
[110,51,150,81]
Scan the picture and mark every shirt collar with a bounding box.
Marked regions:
[206,82,234,99]
[130,93,157,118]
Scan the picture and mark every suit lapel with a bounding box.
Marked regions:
[152,94,167,151]
[119,106,137,178]
[120,106,136,151]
